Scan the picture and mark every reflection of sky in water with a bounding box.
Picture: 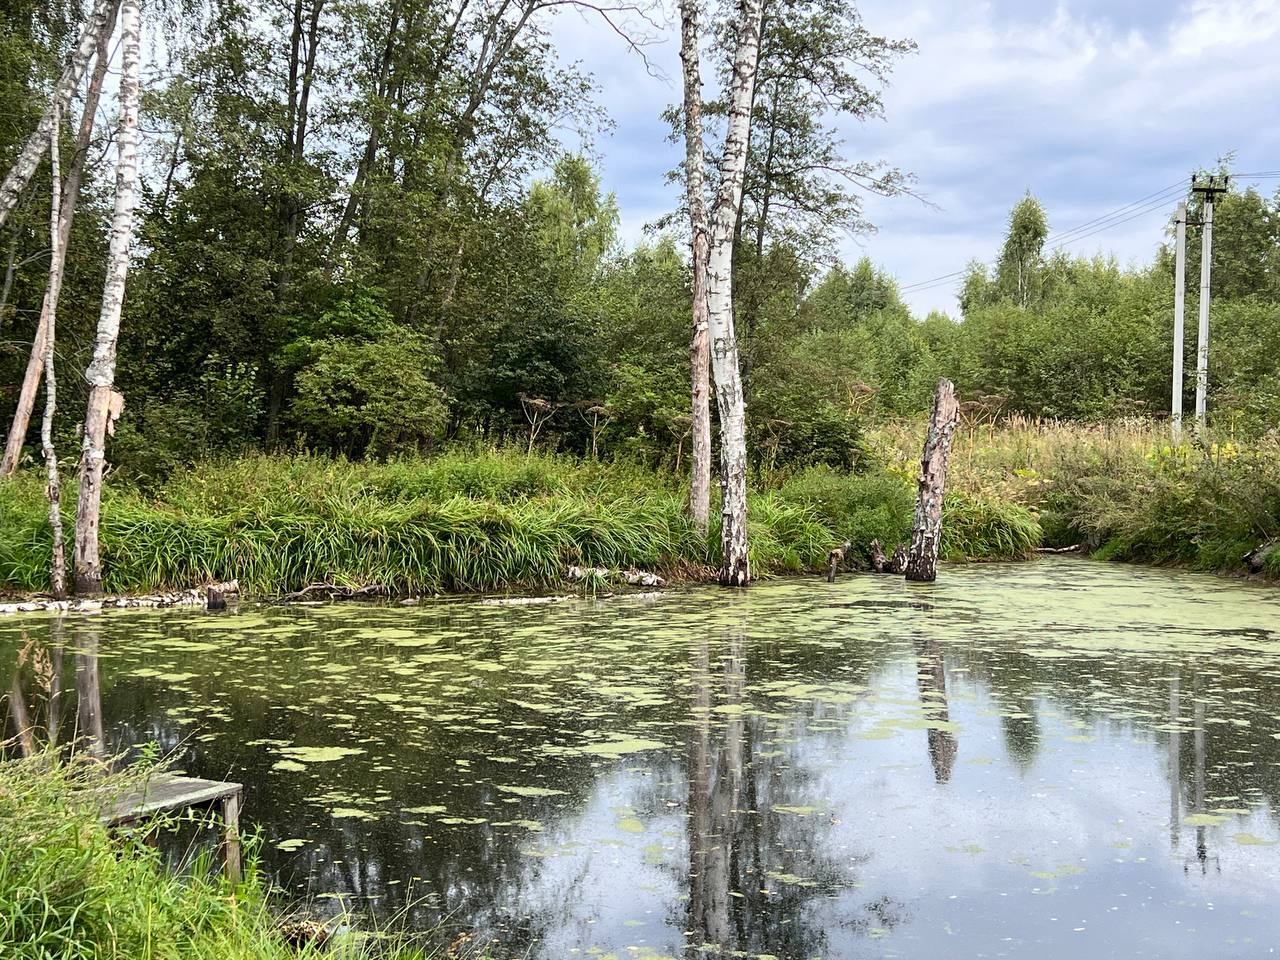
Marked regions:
[5,557,1280,959]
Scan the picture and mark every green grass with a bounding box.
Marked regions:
[0,752,435,960]
[0,449,1041,596]
[1058,439,1280,576]
[876,418,1280,579]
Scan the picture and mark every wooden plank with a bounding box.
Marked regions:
[102,774,242,826]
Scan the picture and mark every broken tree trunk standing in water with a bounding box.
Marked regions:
[905,378,960,583]
[74,0,142,596]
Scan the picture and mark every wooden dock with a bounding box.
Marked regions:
[102,774,244,881]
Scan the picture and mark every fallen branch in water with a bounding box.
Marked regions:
[869,539,907,574]
[1035,544,1082,554]
[279,582,390,603]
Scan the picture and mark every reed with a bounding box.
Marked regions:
[0,751,437,960]
[0,449,1043,596]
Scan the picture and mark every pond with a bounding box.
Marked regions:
[5,557,1280,959]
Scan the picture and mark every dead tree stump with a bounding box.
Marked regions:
[869,539,886,572]
[827,540,852,582]
[890,543,907,574]
[905,378,960,583]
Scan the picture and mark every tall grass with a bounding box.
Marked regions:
[876,416,1280,577]
[0,449,1042,596]
[0,752,435,960]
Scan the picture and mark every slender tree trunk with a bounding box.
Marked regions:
[2,21,114,476]
[41,105,67,599]
[0,0,117,230]
[905,377,960,583]
[328,0,403,263]
[679,0,712,540]
[0,226,21,324]
[705,0,764,586]
[73,0,141,597]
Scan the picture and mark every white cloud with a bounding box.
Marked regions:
[547,0,1280,315]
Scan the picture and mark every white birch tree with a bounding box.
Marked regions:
[679,0,713,540]
[73,0,141,596]
[0,0,118,230]
[1,16,114,477]
[705,0,764,586]
[41,105,67,599]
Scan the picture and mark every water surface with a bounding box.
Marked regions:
[5,558,1280,959]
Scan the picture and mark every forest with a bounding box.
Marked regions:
[6,2,1280,959]
[1,1,1279,600]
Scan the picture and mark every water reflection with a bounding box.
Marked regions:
[5,559,1280,958]
[5,623,104,757]
[914,636,956,783]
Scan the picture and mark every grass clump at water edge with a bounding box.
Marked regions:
[0,449,1042,596]
[0,750,440,960]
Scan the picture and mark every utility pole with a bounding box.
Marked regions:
[1191,175,1229,432]
[1172,201,1187,440]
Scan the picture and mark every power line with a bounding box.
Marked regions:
[1046,192,1186,252]
[897,179,1189,293]
[895,169,1280,298]
[1041,181,1187,246]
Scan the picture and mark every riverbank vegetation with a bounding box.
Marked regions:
[0,752,435,960]
[878,418,1280,578]
[0,449,1039,596]
[2,3,1278,596]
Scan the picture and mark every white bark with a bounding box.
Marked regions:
[0,0,118,230]
[74,0,141,597]
[905,377,960,582]
[2,18,114,477]
[41,105,67,599]
[679,0,712,540]
[705,0,764,586]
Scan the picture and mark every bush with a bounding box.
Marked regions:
[776,466,914,562]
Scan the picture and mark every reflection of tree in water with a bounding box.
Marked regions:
[3,621,105,758]
[684,627,902,958]
[13,596,1280,954]
[913,637,956,783]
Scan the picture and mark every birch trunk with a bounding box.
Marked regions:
[73,0,141,597]
[2,22,114,476]
[0,0,118,230]
[904,377,960,583]
[678,0,712,539]
[705,0,764,586]
[41,106,67,599]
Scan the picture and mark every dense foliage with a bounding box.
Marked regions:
[0,449,1039,595]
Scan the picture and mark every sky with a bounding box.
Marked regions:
[547,0,1280,316]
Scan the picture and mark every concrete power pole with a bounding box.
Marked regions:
[1191,175,1229,432]
[1172,201,1187,440]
